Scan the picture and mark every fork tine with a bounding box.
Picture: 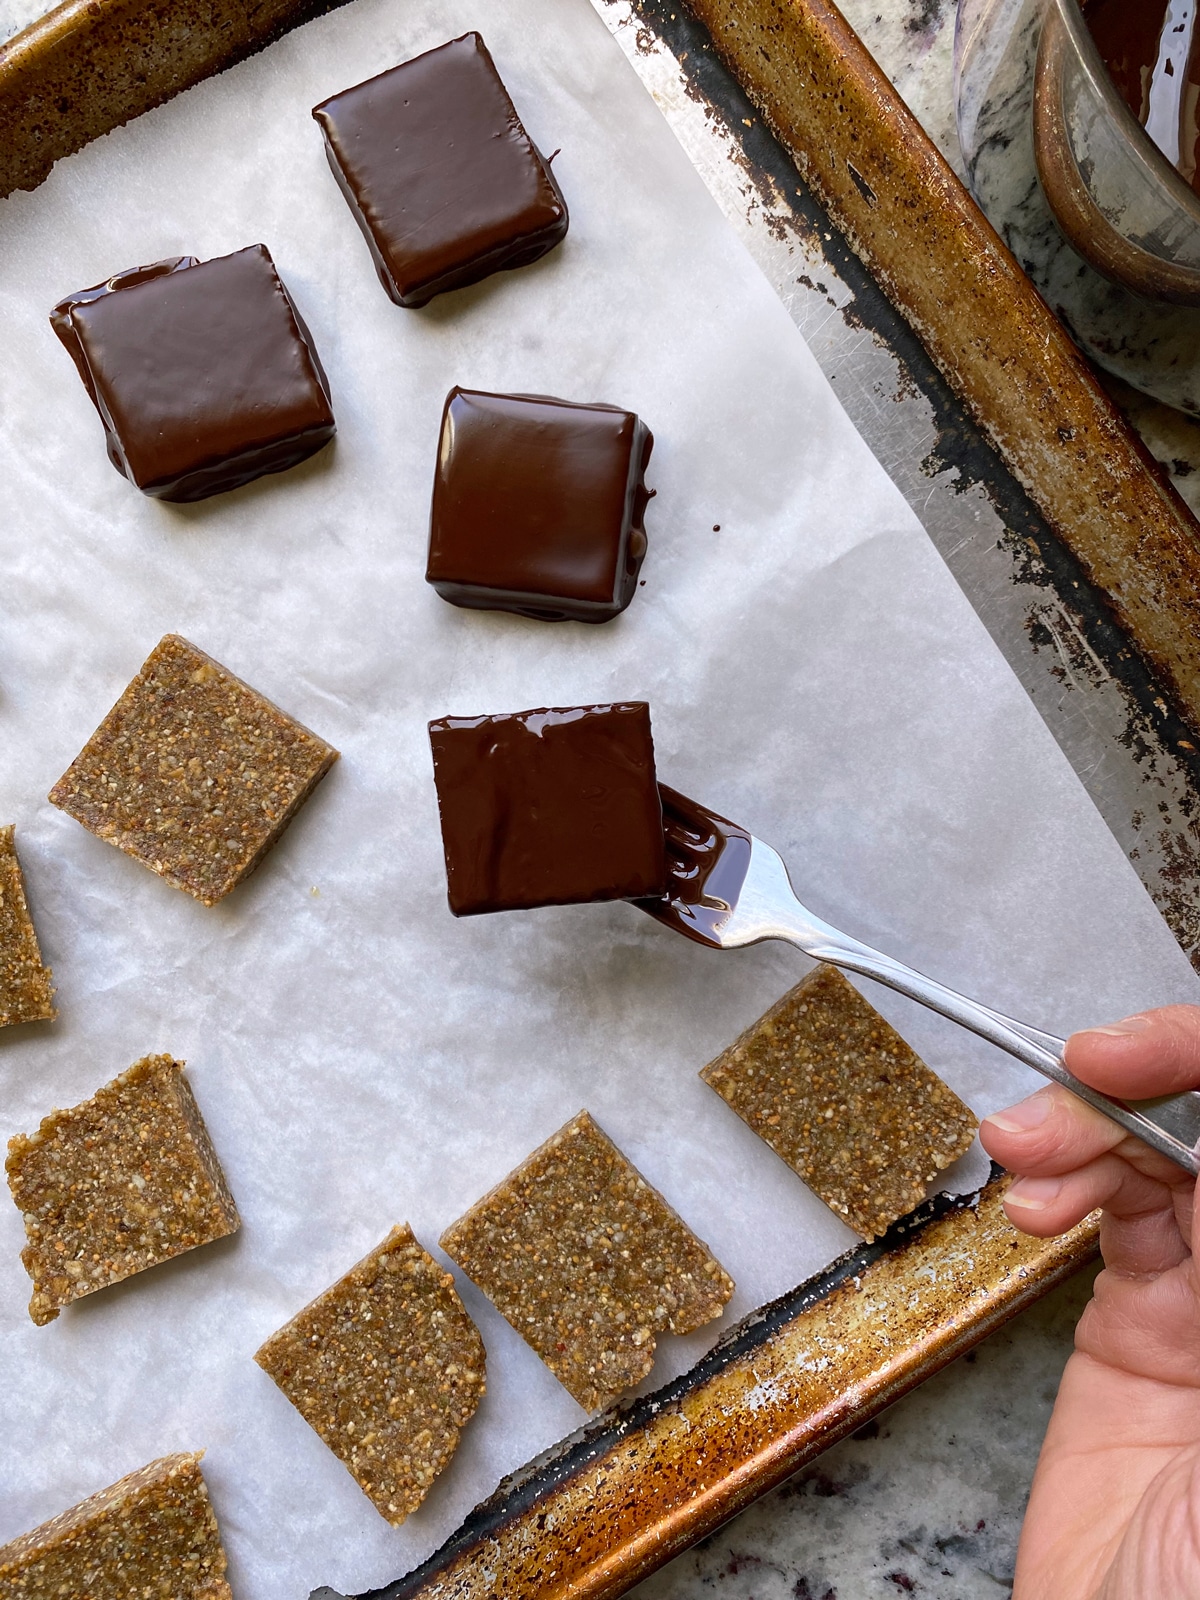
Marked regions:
[638,785,754,947]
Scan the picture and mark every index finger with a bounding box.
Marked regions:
[1064,1004,1200,1098]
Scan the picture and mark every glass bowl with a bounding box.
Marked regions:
[1034,0,1200,303]
[955,0,1200,413]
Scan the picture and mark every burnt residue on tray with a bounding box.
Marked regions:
[608,0,1200,970]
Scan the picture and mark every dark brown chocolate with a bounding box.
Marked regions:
[635,785,753,947]
[312,33,568,309]
[50,245,335,502]
[426,389,654,624]
[428,704,666,916]
[1084,0,1200,193]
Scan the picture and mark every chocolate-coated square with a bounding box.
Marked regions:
[50,245,335,502]
[313,33,568,308]
[426,389,654,623]
[428,704,666,915]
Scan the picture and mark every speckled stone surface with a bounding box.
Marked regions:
[836,0,965,177]
[633,1264,1097,1600]
[0,0,50,46]
[955,0,1200,416]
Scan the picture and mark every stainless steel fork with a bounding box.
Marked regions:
[636,785,1200,1175]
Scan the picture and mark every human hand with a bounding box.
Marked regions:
[979,1006,1200,1600]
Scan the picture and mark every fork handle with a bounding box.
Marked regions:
[793,924,1200,1176]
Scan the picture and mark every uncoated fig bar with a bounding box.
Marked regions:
[6,1054,240,1325]
[0,826,54,1028]
[49,633,338,906]
[702,964,978,1240]
[441,1111,734,1412]
[255,1224,486,1525]
[0,1452,231,1599]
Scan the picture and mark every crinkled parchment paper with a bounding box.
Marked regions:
[0,0,1196,1594]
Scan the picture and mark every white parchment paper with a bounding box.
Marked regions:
[0,0,1197,1593]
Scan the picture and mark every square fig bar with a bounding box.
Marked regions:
[427,389,655,622]
[0,1452,231,1599]
[441,1111,734,1413]
[428,702,666,915]
[49,634,338,905]
[254,1224,486,1525]
[702,964,979,1240]
[6,1054,240,1325]
[50,245,335,501]
[313,32,568,308]
[0,827,55,1027]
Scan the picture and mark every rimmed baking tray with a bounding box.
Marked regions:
[3,0,1196,1596]
[319,1177,1095,1600]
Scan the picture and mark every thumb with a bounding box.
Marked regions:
[1064,1004,1200,1098]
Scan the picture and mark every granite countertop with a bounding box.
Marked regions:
[633,1265,1099,1600]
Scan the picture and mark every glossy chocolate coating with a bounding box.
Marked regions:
[312,33,568,308]
[427,389,654,623]
[428,704,666,916]
[50,245,335,502]
[635,785,753,947]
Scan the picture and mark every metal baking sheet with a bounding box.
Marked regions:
[0,1,1195,1598]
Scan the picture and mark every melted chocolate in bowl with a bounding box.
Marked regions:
[1085,0,1200,193]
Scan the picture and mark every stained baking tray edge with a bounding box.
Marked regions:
[677,0,1200,745]
[316,1176,1097,1600]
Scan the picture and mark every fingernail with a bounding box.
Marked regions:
[1005,1176,1063,1210]
[1075,1014,1153,1038]
[982,1090,1054,1134]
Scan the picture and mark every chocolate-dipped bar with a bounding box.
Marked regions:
[50,246,335,502]
[428,703,666,915]
[312,33,568,308]
[426,389,654,623]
